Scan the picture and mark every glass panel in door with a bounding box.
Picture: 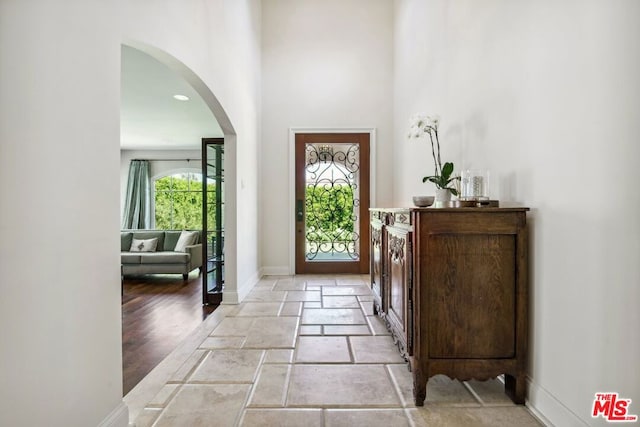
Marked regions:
[202,138,224,305]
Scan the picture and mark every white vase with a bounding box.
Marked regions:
[435,188,452,202]
[433,189,452,208]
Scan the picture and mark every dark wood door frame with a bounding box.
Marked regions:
[294,132,370,274]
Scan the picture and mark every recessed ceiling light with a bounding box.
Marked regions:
[173,94,190,101]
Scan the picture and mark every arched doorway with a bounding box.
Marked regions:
[120,42,236,395]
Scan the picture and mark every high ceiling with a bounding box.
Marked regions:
[120,46,223,151]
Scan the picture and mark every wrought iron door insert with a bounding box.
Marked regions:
[304,142,361,262]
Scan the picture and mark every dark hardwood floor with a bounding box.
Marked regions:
[121,273,217,396]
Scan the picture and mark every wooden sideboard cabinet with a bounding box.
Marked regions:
[370,207,529,406]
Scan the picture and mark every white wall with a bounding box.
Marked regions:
[0,1,127,426]
[0,0,262,426]
[394,1,640,425]
[261,0,394,273]
[121,0,263,304]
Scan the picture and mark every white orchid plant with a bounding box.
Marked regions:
[408,114,459,196]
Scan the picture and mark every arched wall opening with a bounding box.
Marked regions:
[120,41,238,305]
[119,41,240,405]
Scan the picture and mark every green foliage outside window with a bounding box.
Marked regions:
[154,173,216,230]
[305,185,355,242]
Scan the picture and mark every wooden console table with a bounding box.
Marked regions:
[370,207,529,405]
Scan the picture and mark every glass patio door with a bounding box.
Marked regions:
[294,133,370,274]
[202,138,224,305]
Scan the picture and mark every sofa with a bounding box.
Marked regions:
[121,230,203,280]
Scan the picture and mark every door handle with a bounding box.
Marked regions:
[296,199,304,222]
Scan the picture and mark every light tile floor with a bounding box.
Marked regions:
[128,275,543,427]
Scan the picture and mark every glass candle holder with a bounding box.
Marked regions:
[460,169,489,200]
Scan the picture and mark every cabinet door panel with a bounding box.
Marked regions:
[386,227,411,354]
[426,234,515,358]
[370,223,383,312]
[389,237,405,327]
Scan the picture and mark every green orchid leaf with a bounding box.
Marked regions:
[423,176,438,184]
[442,162,454,178]
[444,175,461,186]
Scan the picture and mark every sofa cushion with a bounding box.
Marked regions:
[130,238,158,252]
[164,230,201,250]
[131,231,165,251]
[163,231,181,251]
[121,232,133,251]
[121,253,141,264]
[174,230,199,252]
[139,252,190,264]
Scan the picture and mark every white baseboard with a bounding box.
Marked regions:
[98,401,129,427]
[261,266,291,276]
[526,376,588,427]
[222,269,262,304]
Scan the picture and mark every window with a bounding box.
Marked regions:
[153,172,214,230]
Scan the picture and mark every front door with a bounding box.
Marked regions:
[295,133,370,274]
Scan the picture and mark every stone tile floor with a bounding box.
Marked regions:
[126,275,543,427]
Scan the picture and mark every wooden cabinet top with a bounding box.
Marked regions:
[370,207,529,213]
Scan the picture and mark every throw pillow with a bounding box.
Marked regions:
[130,238,158,252]
[174,230,198,252]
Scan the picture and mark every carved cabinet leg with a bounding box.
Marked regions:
[505,374,526,404]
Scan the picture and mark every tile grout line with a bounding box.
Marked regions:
[283,311,299,411]
[241,350,268,411]
[180,350,210,383]
[462,381,486,406]
[405,407,418,427]
[234,383,254,427]
[346,335,355,363]
[148,405,167,427]
[276,296,286,316]
[384,364,412,410]
[281,363,293,409]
